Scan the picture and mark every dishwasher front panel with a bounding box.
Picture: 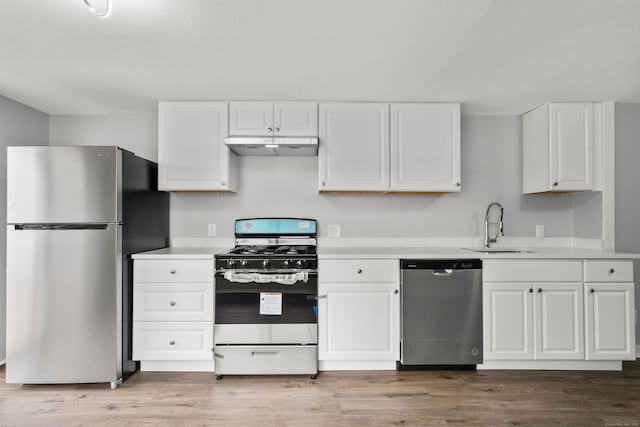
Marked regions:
[400,260,482,366]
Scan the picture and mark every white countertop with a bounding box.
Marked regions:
[131,247,228,260]
[131,244,640,261]
[317,246,640,260]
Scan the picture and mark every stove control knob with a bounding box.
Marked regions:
[262,260,270,269]
[283,260,290,268]
[296,260,304,268]
[240,260,248,268]
[227,259,236,268]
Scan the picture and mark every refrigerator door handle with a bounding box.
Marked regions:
[14,223,110,230]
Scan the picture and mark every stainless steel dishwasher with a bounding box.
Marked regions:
[399,259,483,369]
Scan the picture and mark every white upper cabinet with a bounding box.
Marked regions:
[522,102,594,193]
[390,103,460,192]
[318,103,390,192]
[229,101,318,137]
[158,102,237,192]
[319,102,461,193]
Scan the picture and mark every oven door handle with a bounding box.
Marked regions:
[306,295,326,300]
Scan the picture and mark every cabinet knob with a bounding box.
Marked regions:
[537,288,542,293]
[553,182,559,187]
[529,288,533,293]
[221,181,227,186]
[608,268,615,275]
[393,289,399,294]
[456,182,461,187]
[169,340,175,345]
[275,127,280,132]
[590,288,595,293]
[268,127,273,132]
[170,301,176,306]
[170,269,176,274]
[357,269,363,274]
[321,181,326,187]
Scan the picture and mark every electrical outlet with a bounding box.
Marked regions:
[535,225,544,238]
[327,224,341,238]
[207,223,217,237]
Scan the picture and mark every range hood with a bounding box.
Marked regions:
[224,137,318,156]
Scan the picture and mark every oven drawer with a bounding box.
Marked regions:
[214,345,317,375]
[319,259,399,283]
[135,259,214,283]
[134,283,214,322]
[133,322,213,361]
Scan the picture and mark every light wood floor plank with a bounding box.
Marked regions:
[1,362,639,426]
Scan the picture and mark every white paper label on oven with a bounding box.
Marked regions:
[260,292,282,316]
[297,221,310,229]
[242,221,254,231]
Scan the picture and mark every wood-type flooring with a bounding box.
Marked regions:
[1,362,639,426]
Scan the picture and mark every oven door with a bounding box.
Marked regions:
[214,271,318,345]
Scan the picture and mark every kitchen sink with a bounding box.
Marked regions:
[462,248,534,254]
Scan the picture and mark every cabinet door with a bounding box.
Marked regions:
[585,283,636,360]
[158,102,235,191]
[534,283,584,360]
[273,102,318,136]
[318,282,399,361]
[229,102,274,136]
[549,102,593,191]
[483,283,534,360]
[390,103,460,192]
[318,103,390,191]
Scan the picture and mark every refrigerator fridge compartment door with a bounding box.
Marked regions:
[7,146,121,224]
[6,223,122,384]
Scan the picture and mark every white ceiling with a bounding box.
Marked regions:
[1,0,639,115]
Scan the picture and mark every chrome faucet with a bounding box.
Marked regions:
[484,202,504,248]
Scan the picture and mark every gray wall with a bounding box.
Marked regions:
[49,113,596,240]
[614,103,640,344]
[0,95,49,362]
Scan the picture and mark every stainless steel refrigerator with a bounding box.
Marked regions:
[6,146,169,388]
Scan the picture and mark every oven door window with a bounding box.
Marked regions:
[215,274,317,324]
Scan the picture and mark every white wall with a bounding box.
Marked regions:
[49,113,600,240]
[614,103,640,344]
[49,113,158,162]
[0,95,49,362]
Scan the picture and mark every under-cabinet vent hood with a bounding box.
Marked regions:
[224,137,318,156]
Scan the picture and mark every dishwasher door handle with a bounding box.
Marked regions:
[431,269,454,276]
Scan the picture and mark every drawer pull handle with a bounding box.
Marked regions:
[608,268,615,275]
[170,301,176,306]
[170,269,176,274]
[357,269,363,274]
[169,340,175,346]
[590,288,595,294]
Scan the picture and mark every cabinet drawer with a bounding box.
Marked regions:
[214,345,317,375]
[135,259,213,283]
[483,260,582,282]
[134,283,214,322]
[319,259,399,283]
[133,322,213,361]
[584,260,633,282]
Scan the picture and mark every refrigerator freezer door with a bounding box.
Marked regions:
[7,146,121,224]
[6,223,122,384]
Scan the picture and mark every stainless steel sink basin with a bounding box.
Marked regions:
[462,248,534,254]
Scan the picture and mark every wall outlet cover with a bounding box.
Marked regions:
[328,224,341,238]
[207,223,217,237]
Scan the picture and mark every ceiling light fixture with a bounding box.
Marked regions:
[83,0,112,18]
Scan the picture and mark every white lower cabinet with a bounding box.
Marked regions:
[132,258,215,372]
[318,259,399,370]
[483,282,583,361]
[482,259,635,369]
